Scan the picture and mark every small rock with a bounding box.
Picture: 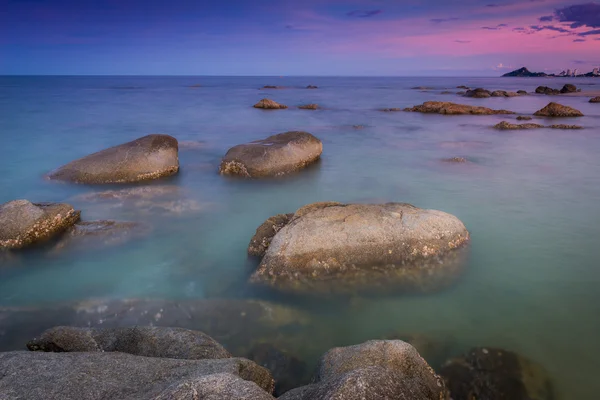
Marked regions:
[589,96,600,103]
[380,108,403,112]
[298,104,319,110]
[247,343,307,396]
[560,84,577,93]
[494,121,544,130]
[517,90,528,95]
[441,91,453,94]
[442,157,469,163]
[253,98,288,109]
[516,116,532,121]
[533,102,583,117]
[465,88,492,98]
[262,85,284,89]
[306,85,318,89]
[535,86,560,95]
[457,85,470,89]
[491,90,508,97]
[549,124,583,129]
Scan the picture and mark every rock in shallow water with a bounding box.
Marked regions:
[253,98,287,109]
[533,102,583,117]
[404,101,514,115]
[249,202,469,295]
[494,121,544,130]
[47,134,179,184]
[589,96,600,103]
[0,200,80,250]
[248,213,295,257]
[219,131,322,178]
[247,343,308,396]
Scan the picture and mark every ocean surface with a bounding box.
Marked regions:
[1,76,599,397]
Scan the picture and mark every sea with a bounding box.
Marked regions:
[1,76,599,398]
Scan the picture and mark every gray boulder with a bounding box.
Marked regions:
[47,134,179,184]
[219,131,322,178]
[27,326,231,360]
[280,340,447,400]
[250,202,469,295]
[0,200,80,250]
[154,373,275,400]
[0,351,274,400]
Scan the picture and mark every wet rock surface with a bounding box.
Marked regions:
[404,101,515,115]
[47,134,179,184]
[219,131,322,178]
[250,202,470,295]
[253,98,288,109]
[560,84,577,93]
[0,200,80,250]
[533,102,583,117]
[248,213,294,257]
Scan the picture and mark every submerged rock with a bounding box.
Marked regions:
[298,104,319,110]
[27,326,231,360]
[380,108,403,112]
[0,200,80,250]
[517,90,528,95]
[306,85,318,89]
[440,347,554,400]
[404,101,514,115]
[280,340,447,400]
[535,86,560,95]
[442,157,469,163]
[533,102,583,117]
[50,220,150,253]
[253,98,288,109]
[47,134,179,184]
[248,213,294,257]
[250,202,469,295]
[0,351,274,400]
[494,121,544,130]
[457,85,470,89]
[549,124,583,129]
[560,84,577,93]
[178,140,206,150]
[247,343,308,396]
[262,85,284,89]
[465,88,491,98]
[219,131,322,178]
[589,96,600,103]
[516,116,532,120]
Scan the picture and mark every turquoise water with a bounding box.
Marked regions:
[1,76,600,397]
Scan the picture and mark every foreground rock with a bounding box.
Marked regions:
[47,134,179,184]
[440,347,554,400]
[253,98,288,109]
[0,351,274,400]
[250,202,469,295]
[219,131,322,178]
[247,343,308,396]
[248,213,294,257]
[494,121,544,130]
[27,326,231,360]
[50,220,150,253]
[404,101,514,115]
[533,102,583,117]
[0,200,80,250]
[590,96,600,103]
[280,340,447,400]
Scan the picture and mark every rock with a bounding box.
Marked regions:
[75,185,182,202]
[440,347,554,400]
[411,86,434,90]
[465,88,491,98]
[441,91,453,94]
[494,121,544,130]
[47,134,179,184]
[535,86,560,95]
[253,98,288,109]
[298,104,319,110]
[404,102,515,115]
[491,90,508,97]
[248,213,294,257]
[247,343,308,396]
[442,157,469,163]
[0,351,275,400]
[306,85,318,89]
[506,91,519,97]
[0,200,80,250]
[155,373,275,400]
[50,220,150,253]
[219,131,322,178]
[384,332,455,369]
[560,84,577,93]
[516,116,532,120]
[27,326,231,360]
[533,102,583,117]
[517,90,528,95]
[457,85,469,89]
[549,124,583,129]
[262,85,284,89]
[589,96,600,103]
[280,340,446,400]
[380,108,403,112]
[250,202,469,295]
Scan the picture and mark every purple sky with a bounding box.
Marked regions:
[1,0,599,75]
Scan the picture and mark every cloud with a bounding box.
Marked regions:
[572,60,588,63]
[554,3,600,28]
[454,40,471,43]
[482,24,508,30]
[498,23,508,27]
[529,25,572,33]
[513,27,526,31]
[539,15,553,22]
[578,29,600,36]
[430,17,460,23]
[573,38,586,42]
[347,10,382,18]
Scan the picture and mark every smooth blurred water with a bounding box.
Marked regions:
[1,76,600,397]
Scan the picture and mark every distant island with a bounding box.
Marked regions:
[502,67,600,78]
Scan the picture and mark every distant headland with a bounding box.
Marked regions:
[502,67,600,78]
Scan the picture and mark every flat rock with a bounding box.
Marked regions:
[47,134,179,184]
[253,98,287,109]
[516,116,532,120]
[533,102,583,117]
[219,131,322,178]
[0,200,80,250]
[549,124,583,129]
[27,326,231,360]
[248,213,294,257]
[250,202,469,295]
[440,347,554,400]
[298,104,319,110]
[0,351,274,400]
[262,85,284,89]
[404,101,514,115]
[50,220,150,253]
[494,121,544,130]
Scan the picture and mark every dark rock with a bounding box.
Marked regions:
[247,343,307,396]
[465,88,491,98]
[298,104,319,110]
[27,326,231,360]
[441,91,453,94]
[589,96,600,103]
[253,98,288,109]
[440,347,554,400]
[549,124,583,129]
[560,84,577,93]
[517,90,528,95]
[380,108,403,112]
[47,135,179,184]
[404,102,515,115]
[494,121,544,130]
[505,91,519,97]
[0,351,275,399]
[535,86,560,95]
[250,202,470,295]
[533,102,583,117]
[219,131,322,178]
[456,91,466,95]
[457,85,469,89]
[516,116,532,120]
[306,85,318,89]
[411,86,434,90]
[352,125,365,129]
[262,85,284,89]
[248,213,294,257]
[0,200,80,250]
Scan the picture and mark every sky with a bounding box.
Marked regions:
[1,0,599,76]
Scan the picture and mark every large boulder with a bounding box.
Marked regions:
[248,213,294,257]
[253,98,287,109]
[0,351,274,400]
[27,326,231,360]
[590,96,600,103]
[249,202,469,295]
[155,373,275,400]
[280,340,447,400]
[0,200,80,250]
[533,102,583,117]
[440,347,554,400]
[560,84,577,93]
[465,88,491,98]
[219,131,322,178]
[47,134,179,184]
[404,101,514,115]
